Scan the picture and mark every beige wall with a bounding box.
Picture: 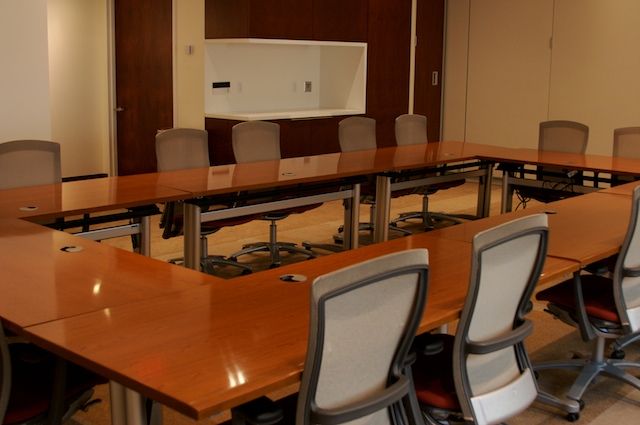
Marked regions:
[48,0,110,176]
[175,0,205,129]
[0,0,52,143]
[443,0,640,154]
[549,0,640,155]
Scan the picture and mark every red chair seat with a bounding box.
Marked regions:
[5,344,105,425]
[536,274,620,324]
[412,335,459,411]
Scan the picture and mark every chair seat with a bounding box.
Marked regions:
[412,334,459,411]
[536,274,620,324]
[6,344,106,425]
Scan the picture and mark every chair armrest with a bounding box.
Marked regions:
[466,320,533,354]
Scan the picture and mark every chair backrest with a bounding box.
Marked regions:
[613,186,640,332]
[538,120,589,154]
[296,249,429,425]
[613,127,640,159]
[453,214,548,425]
[232,121,281,163]
[0,140,61,189]
[338,117,377,152]
[155,128,210,172]
[395,114,428,146]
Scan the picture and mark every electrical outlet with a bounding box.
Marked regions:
[304,81,312,93]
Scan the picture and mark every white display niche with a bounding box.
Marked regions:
[204,38,367,121]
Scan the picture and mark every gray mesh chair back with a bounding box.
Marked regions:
[232,121,281,163]
[155,128,210,172]
[0,140,61,189]
[614,186,640,331]
[454,214,548,424]
[339,117,377,152]
[538,121,589,154]
[395,114,428,146]
[613,127,640,159]
[297,249,429,425]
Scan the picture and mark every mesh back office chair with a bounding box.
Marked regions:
[611,127,640,186]
[335,117,410,242]
[231,249,429,425]
[0,326,104,425]
[514,121,589,208]
[413,214,578,424]
[156,128,252,275]
[228,121,316,268]
[391,114,468,230]
[535,186,640,412]
[0,141,104,423]
[0,140,61,189]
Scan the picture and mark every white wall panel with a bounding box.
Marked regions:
[0,0,51,143]
[465,0,553,148]
[549,0,640,155]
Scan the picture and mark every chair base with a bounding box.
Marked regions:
[534,335,640,407]
[168,234,253,275]
[229,219,315,268]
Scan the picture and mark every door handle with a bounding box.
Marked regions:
[115,107,125,112]
[431,71,439,86]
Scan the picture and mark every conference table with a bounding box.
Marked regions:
[1,142,640,424]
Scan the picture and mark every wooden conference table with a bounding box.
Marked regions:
[1,142,639,423]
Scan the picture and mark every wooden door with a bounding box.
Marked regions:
[414,0,445,142]
[114,0,173,175]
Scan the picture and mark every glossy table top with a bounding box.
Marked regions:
[0,174,190,220]
[478,147,640,175]
[23,230,577,419]
[435,192,631,266]
[0,218,218,330]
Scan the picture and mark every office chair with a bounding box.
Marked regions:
[412,214,579,424]
[334,116,410,243]
[611,127,640,186]
[0,140,61,189]
[156,128,252,275]
[231,249,429,425]
[228,121,316,268]
[513,120,588,208]
[534,186,640,412]
[0,323,105,424]
[391,114,468,230]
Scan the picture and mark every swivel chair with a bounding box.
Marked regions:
[391,114,468,230]
[228,121,316,268]
[156,128,252,275]
[611,127,640,186]
[535,186,640,413]
[231,249,429,425]
[412,214,579,424]
[0,140,61,189]
[334,116,410,243]
[513,120,589,208]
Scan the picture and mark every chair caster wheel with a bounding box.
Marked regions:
[610,349,625,359]
[566,412,579,422]
[578,399,585,411]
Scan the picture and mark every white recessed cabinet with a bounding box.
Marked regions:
[204,38,367,121]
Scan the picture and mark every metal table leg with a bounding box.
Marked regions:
[183,202,201,271]
[373,175,391,243]
[109,381,127,425]
[501,172,514,213]
[343,183,360,250]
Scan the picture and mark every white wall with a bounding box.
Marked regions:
[48,0,110,176]
[443,0,640,154]
[549,0,640,155]
[0,0,52,143]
